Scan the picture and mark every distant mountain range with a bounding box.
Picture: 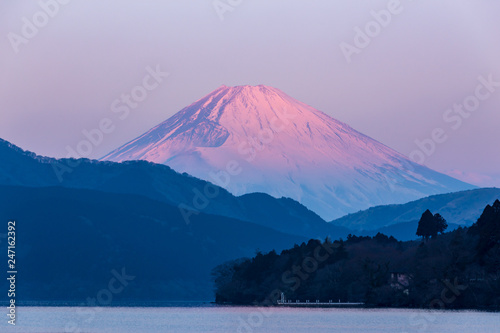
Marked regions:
[1,138,496,241]
[102,85,474,220]
[332,187,500,231]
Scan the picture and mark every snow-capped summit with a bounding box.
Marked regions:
[102,85,473,220]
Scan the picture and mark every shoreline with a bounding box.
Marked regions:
[1,302,498,312]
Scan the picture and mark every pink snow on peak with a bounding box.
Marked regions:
[102,85,471,220]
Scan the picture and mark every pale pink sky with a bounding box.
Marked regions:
[1,1,499,187]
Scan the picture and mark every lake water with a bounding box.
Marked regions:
[1,306,498,332]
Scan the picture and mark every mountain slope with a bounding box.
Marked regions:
[331,188,500,230]
[0,138,348,239]
[102,85,474,220]
[0,185,305,301]
[359,220,462,241]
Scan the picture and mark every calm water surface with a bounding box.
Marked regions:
[1,306,498,332]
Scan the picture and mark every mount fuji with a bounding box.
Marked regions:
[102,85,473,220]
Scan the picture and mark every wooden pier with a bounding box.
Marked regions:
[276,293,364,307]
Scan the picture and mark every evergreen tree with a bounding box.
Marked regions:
[416,209,435,240]
[416,210,448,240]
[434,213,448,235]
[469,199,500,256]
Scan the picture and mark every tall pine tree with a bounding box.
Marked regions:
[416,210,448,240]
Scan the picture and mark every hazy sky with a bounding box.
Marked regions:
[1,1,499,186]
